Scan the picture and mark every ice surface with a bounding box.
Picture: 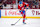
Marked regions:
[0,18,40,27]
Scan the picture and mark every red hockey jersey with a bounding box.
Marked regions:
[18,2,29,10]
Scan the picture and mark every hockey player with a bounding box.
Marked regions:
[18,1,29,24]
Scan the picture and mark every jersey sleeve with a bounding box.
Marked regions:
[25,3,29,9]
[18,5,21,10]
[26,4,29,7]
[23,2,29,7]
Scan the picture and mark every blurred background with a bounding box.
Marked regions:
[0,0,40,9]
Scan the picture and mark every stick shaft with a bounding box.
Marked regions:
[15,18,21,24]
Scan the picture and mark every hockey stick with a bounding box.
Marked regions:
[11,18,22,26]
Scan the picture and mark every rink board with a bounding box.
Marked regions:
[1,9,40,18]
[0,10,1,18]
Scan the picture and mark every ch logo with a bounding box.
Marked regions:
[32,10,35,15]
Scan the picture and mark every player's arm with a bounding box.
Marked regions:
[24,3,29,11]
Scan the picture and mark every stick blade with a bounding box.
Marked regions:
[11,24,15,26]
